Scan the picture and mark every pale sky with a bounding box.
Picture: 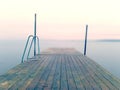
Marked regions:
[0,0,120,40]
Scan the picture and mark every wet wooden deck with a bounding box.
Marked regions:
[0,48,120,90]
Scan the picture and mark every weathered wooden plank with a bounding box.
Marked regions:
[78,55,120,89]
[77,56,103,90]
[74,55,93,89]
[26,55,51,89]
[65,55,77,90]
[68,56,80,89]
[19,56,48,90]
[9,56,48,90]
[0,48,120,90]
[43,55,58,90]
[51,55,61,90]
[0,60,39,89]
[80,56,107,89]
[35,55,56,89]
[60,55,68,90]
[70,55,86,90]
[79,55,110,89]
[79,55,113,89]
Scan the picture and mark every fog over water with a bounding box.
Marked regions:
[0,40,120,79]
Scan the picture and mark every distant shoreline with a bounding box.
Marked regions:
[0,39,120,42]
[95,39,120,42]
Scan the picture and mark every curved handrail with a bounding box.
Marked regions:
[27,36,40,60]
[27,37,34,59]
[21,35,40,63]
[21,35,34,63]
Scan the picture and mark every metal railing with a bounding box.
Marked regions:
[21,13,88,63]
[21,13,40,63]
[21,35,40,63]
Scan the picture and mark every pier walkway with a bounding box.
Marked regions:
[0,48,120,90]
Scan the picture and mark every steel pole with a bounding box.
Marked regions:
[84,25,88,55]
[34,13,37,56]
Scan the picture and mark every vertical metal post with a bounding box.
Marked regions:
[34,13,37,56]
[84,25,88,55]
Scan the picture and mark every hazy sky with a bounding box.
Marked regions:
[0,0,120,40]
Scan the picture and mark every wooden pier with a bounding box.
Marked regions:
[0,48,120,90]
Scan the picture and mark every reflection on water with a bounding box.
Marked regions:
[0,40,120,78]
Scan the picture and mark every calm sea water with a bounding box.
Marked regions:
[0,40,120,79]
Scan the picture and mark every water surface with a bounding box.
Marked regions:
[0,40,120,79]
